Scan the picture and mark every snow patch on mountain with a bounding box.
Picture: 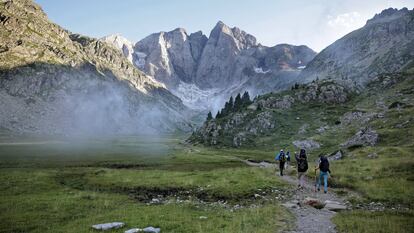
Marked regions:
[171,82,222,111]
[254,67,271,74]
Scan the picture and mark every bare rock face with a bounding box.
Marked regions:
[133,28,207,87]
[299,7,414,85]
[341,127,379,148]
[195,21,257,88]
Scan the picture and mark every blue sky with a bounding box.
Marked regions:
[35,0,414,52]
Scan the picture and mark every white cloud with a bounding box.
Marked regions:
[327,12,364,29]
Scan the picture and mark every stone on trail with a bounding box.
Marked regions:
[282,200,299,209]
[303,197,324,209]
[92,222,125,230]
[143,226,161,233]
[324,200,347,211]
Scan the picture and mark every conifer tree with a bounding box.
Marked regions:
[206,111,213,121]
[242,91,252,106]
[215,110,221,119]
[234,93,242,111]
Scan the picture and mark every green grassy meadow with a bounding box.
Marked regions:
[0,136,293,233]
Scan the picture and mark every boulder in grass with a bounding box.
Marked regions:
[125,228,143,233]
[293,139,320,150]
[92,222,125,230]
[143,226,161,233]
[328,150,343,161]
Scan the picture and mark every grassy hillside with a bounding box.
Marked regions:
[191,72,414,232]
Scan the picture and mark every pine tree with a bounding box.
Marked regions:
[257,103,262,111]
[228,96,234,112]
[242,91,252,106]
[215,110,221,119]
[206,111,213,121]
[234,93,242,111]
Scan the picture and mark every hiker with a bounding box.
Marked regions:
[295,149,308,189]
[285,151,291,170]
[275,149,286,176]
[315,155,331,193]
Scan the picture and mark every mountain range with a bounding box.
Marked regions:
[0,0,413,135]
[101,22,316,111]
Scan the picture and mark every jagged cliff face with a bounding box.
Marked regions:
[0,0,190,135]
[300,8,414,85]
[133,28,207,87]
[103,22,316,111]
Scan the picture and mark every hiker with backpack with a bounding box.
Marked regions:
[285,151,291,170]
[295,149,308,189]
[275,149,287,176]
[315,155,331,193]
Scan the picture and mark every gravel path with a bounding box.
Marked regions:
[243,160,346,233]
[281,174,341,233]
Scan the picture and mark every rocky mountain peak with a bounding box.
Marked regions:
[100,34,134,63]
[209,21,257,50]
[367,7,411,25]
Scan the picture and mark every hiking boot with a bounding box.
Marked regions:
[317,188,320,192]
[324,191,327,194]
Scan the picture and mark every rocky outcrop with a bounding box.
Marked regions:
[296,81,349,104]
[299,8,414,85]
[293,140,321,150]
[257,95,295,109]
[100,34,134,63]
[341,127,379,148]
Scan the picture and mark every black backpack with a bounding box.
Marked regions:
[298,150,308,172]
[319,156,330,172]
[280,152,286,162]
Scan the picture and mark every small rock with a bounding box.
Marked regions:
[150,198,161,204]
[125,228,143,233]
[143,226,160,233]
[282,200,299,209]
[328,150,343,161]
[254,194,261,198]
[92,222,125,231]
[367,153,378,159]
[199,216,208,220]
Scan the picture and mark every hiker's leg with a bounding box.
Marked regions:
[323,172,328,192]
[317,172,322,190]
[300,173,305,187]
[279,162,284,176]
